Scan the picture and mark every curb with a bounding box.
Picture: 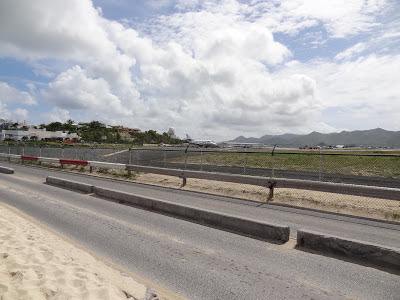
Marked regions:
[93,186,289,243]
[297,229,400,271]
[45,176,289,243]
[0,166,14,174]
[46,176,93,194]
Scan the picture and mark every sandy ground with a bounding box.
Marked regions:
[0,202,155,300]
[133,173,400,223]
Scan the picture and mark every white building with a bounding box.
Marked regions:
[0,127,80,142]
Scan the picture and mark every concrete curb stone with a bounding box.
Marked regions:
[297,229,400,271]
[0,166,14,174]
[46,176,93,194]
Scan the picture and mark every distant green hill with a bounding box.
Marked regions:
[230,128,400,147]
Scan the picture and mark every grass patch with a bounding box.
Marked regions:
[169,151,400,178]
[385,212,400,221]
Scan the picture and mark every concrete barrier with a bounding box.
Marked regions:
[21,155,39,161]
[93,186,290,243]
[38,157,60,164]
[0,166,14,174]
[46,176,93,194]
[297,229,400,271]
[0,154,21,160]
[88,161,126,170]
[59,159,88,166]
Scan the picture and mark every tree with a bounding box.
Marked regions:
[30,136,38,141]
[21,136,28,142]
[88,121,105,130]
[46,122,63,131]
[63,119,76,132]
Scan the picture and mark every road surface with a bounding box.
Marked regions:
[0,162,399,299]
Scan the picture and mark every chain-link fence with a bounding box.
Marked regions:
[1,143,399,222]
[127,148,400,187]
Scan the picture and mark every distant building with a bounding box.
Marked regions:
[0,119,15,131]
[0,127,80,142]
[221,142,263,148]
[120,126,132,132]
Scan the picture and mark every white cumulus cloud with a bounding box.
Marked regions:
[0,0,397,139]
[0,82,36,105]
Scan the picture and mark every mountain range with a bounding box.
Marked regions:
[229,128,400,147]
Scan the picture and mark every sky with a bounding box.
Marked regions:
[0,0,399,141]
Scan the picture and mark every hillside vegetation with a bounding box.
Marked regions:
[37,120,183,145]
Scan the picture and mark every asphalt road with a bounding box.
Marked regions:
[4,162,400,247]
[1,162,400,300]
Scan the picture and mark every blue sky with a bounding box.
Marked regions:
[0,0,399,141]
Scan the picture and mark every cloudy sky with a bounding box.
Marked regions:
[0,0,399,141]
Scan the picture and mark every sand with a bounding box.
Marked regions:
[0,202,152,300]
[133,173,400,222]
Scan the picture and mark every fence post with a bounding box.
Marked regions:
[74,146,78,159]
[61,145,64,158]
[243,148,247,175]
[163,149,166,168]
[184,145,189,170]
[267,180,276,202]
[128,147,132,164]
[21,143,25,164]
[319,149,322,181]
[271,145,277,178]
[200,149,203,171]
[7,143,11,161]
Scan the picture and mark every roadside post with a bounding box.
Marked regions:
[200,149,203,171]
[243,147,247,175]
[271,144,277,178]
[163,149,166,168]
[319,148,322,181]
[184,144,189,170]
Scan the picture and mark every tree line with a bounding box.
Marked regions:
[35,120,183,145]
